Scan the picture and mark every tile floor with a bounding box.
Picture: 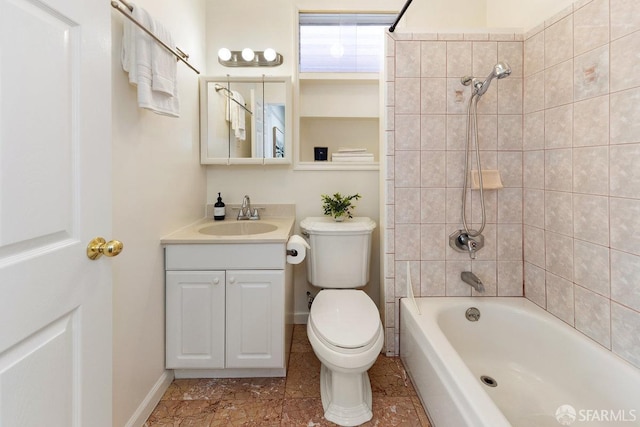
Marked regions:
[144,324,432,426]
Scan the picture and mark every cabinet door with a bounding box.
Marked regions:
[166,271,225,369]
[226,270,284,368]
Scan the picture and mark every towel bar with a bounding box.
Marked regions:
[111,0,200,74]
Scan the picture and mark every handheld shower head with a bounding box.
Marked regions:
[475,61,511,96]
[493,61,512,79]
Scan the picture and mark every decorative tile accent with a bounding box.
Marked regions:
[573,44,609,101]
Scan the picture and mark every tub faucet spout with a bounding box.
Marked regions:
[461,271,485,293]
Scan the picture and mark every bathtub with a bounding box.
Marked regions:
[400,297,640,427]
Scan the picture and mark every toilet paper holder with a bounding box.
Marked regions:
[286,249,298,257]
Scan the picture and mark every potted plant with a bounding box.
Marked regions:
[321,192,361,221]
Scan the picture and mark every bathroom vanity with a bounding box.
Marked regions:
[161,210,295,378]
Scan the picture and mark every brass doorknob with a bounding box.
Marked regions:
[87,237,124,260]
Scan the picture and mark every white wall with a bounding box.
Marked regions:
[486,0,575,30]
[111,1,207,425]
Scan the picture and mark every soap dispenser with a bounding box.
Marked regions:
[214,192,225,220]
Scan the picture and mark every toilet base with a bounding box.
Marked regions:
[319,364,373,426]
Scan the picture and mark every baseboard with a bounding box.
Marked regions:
[124,370,174,427]
[294,312,309,324]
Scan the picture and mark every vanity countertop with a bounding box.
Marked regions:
[160,216,295,245]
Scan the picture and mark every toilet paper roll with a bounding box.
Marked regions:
[286,234,310,265]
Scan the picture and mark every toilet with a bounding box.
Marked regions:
[301,216,383,426]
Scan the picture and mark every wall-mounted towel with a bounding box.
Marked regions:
[225,90,246,141]
[121,3,180,117]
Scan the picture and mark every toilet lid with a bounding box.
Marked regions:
[309,290,381,349]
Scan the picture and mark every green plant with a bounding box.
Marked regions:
[321,192,361,220]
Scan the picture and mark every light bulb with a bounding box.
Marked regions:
[263,48,277,62]
[217,48,232,61]
[241,48,255,61]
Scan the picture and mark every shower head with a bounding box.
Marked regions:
[475,61,511,96]
[493,61,512,79]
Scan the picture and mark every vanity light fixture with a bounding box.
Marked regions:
[217,47,283,67]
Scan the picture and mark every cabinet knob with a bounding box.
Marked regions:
[229,277,235,284]
[213,278,220,285]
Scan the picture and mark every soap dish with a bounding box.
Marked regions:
[471,170,504,190]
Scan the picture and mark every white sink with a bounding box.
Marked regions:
[198,221,278,236]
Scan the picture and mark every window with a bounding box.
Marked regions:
[299,13,395,73]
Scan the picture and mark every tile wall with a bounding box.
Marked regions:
[522,0,640,369]
[384,31,524,354]
[384,0,640,371]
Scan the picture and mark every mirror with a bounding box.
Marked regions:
[200,76,291,165]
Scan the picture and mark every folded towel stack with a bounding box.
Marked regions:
[121,3,179,117]
[331,148,375,163]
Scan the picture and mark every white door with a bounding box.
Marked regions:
[226,270,284,368]
[0,0,112,425]
[165,271,226,369]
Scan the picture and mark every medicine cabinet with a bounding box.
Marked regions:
[200,76,292,165]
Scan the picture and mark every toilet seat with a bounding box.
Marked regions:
[309,290,381,353]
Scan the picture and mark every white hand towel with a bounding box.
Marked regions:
[121,4,180,117]
[151,21,177,97]
[231,90,246,141]
[121,2,141,84]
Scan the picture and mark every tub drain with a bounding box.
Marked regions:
[481,375,497,387]
[465,307,480,321]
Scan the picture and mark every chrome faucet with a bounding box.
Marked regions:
[461,271,485,293]
[237,195,260,220]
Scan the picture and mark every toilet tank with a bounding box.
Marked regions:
[300,217,376,289]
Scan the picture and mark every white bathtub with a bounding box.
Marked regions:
[400,297,640,427]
